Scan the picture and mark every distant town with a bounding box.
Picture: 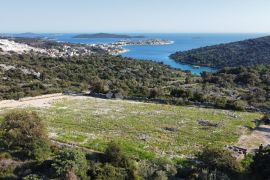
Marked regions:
[0,37,174,56]
[91,39,174,55]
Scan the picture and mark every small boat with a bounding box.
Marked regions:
[192,65,201,69]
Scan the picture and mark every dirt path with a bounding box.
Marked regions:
[0,93,94,111]
[0,93,66,110]
[236,125,270,153]
[0,93,146,112]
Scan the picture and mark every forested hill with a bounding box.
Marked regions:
[170,35,270,68]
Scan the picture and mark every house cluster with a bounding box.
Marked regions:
[0,38,174,57]
[46,45,94,57]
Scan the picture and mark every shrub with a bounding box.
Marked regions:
[197,147,241,177]
[88,162,127,180]
[226,100,247,111]
[0,160,16,178]
[104,142,139,179]
[52,148,88,179]
[0,110,50,160]
[105,142,128,167]
[250,147,270,179]
[23,174,43,180]
[149,88,162,99]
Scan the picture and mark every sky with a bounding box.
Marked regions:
[0,0,270,33]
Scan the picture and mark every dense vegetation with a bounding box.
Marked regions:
[201,65,270,110]
[2,49,270,114]
[170,35,270,68]
[1,51,270,112]
[0,110,269,179]
[0,53,182,100]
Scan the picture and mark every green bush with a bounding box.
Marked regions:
[0,161,16,178]
[0,110,50,160]
[197,147,241,177]
[52,148,88,179]
[104,142,139,179]
[88,162,127,180]
[23,174,43,180]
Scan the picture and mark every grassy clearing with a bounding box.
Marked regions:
[0,97,262,161]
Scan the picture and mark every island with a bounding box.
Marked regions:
[73,33,145,39]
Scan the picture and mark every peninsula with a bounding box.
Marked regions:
[170,35,270,68]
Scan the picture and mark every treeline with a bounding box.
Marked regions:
[170,35,270,68]
[0,110,269,179]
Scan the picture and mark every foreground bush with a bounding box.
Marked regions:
[0,110,50,160]
[52,148,88,179]
[88,162,128,180]
[250,147,270,179]
[104,142,139,179]
[197,147,241,178]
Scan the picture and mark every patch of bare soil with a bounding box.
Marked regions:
[0,94,91,111]
[236,125,270,153]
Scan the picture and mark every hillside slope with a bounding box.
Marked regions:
[170,35,270,68]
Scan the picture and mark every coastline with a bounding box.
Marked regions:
[88,39,175,55]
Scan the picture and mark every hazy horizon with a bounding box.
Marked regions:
[1,0,270,33]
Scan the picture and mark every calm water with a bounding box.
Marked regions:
[15,33,267,74]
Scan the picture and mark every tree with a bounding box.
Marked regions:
[0,110,50,160]
[52,148,88,179]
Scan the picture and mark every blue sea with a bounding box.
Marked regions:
[14,33,267,74]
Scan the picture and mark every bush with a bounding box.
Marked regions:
[88,162,127,180]
[104,142,139,179]
[52,148,88,179]
[250,147,270,179]
[149,88,162,99]
[226,100,247,111]
[23,174,43,180]
[0,159,16,178]
[105,142,128,167]
[0,110,50,160]
[197,147,241,177]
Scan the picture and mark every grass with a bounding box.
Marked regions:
[0,97,262,161]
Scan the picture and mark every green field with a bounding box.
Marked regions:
[0,97,262,161]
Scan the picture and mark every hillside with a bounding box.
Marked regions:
[73,33,145,39]
[1,37,270,113]
[0,52,184,100]
[170,35,270,68]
